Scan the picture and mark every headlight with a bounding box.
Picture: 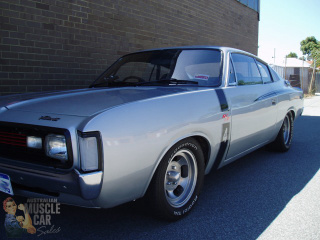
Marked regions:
[78,131,101,172]
[45,134,68,161]
[27,136,42,149]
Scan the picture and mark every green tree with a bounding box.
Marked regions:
[286,52,298,58]
[300,37,320,94]
[300,36,320,59]
[311,49,320,68]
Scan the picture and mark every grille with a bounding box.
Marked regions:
[0,122,73,169]
[0,131,27,147]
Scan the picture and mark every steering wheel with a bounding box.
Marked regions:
[122,76,145,83]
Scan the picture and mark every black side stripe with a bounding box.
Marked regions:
[212,89,230,169]
[213,123,230,170]
[215,89,229,112]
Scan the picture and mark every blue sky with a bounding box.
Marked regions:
[258,0,320,64]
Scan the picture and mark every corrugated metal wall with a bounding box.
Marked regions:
[271,66,309,93]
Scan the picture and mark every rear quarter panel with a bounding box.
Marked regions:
[271,80,304,136]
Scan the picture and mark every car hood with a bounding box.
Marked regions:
[0,87,193,117]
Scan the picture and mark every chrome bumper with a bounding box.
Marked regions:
[75,170,103,200]
[0,161,103,201]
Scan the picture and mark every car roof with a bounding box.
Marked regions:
[136,45,248,54]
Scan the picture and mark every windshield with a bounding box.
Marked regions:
[91,49,222,87]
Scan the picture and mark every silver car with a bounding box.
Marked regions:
[0,46,303,220]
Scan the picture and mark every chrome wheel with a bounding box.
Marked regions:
[148,138,204,220]
[164,149,198,208]
[269,112,294,152]
[283,115,291,145]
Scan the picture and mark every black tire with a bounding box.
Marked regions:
[147,138,205,221]
[270,112,294,152]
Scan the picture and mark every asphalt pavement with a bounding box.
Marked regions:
[1,96,320,240]
[258,96,320,240]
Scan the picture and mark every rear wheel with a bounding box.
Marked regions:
[147,138,205,221]
[270,112,294,152]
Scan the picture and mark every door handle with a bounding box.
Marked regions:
[272,99,277,105]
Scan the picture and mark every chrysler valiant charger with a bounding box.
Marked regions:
[0,46,303,220]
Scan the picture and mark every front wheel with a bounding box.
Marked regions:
[147,138,205,221]
[270,112,294,152]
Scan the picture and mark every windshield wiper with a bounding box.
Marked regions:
[138,79,198,86]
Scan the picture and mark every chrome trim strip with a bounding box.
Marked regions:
[254,89,291,102]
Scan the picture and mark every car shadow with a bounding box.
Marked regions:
[0,116,319,240]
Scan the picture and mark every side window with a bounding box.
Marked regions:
[228,60,236,84]
[269,67,281,82]
[256,61,273,83]
[231,53,262,85]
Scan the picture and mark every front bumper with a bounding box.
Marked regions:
[75,169,103,200]
[0,161,103,207]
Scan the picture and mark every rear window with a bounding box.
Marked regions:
[256,61,273,83]
[269,67,281,82]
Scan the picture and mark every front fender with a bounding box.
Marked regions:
[81,89,222,208]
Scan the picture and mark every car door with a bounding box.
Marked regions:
[224,53,277,160]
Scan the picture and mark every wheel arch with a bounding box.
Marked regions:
[192,136,211,168]
[142,134,212,197]
[289,109,296,120]
[275,108,296,136]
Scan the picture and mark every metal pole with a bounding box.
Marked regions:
[301,59,304,92]
[309,59,317,94]
[284,57,287,80]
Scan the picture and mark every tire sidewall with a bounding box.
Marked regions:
[153,138,205,220]
[282,112,294,150]
[268,112,295,152]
